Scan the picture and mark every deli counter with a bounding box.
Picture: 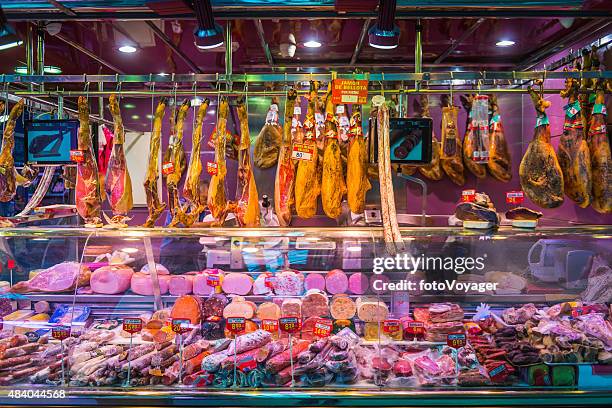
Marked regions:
[0,226,610,407]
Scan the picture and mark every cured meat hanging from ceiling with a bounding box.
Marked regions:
[519,84,564,209]
[143,98,167,228]
[295,81,322,219]
[235,97,260,227]
[487,95,512,182]
[177,98,210,227]
[165,99,191,227]
[274,89,298,227]
[440,95,465,186]
[557,68,592,208]
[461,95,487,179]
[346,104,371,215]
[0,100,36,203]
[104,94,133,228]
[207,97,231,225]
[254,97,282,169]
[588,78,612,214]
[321,87,346,220]
[416,95,443,181]
[75,97,102,228]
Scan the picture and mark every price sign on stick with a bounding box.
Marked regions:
[405,321,425,336]
[313,318,332,338]
[171,319,191,334]
[162,161,175,175]
[206,274,221,287]
[51,326,71,341]
[279,317,301,334]
[261,319,279,333]
[447,333,467,349]
[506,190,525,205]
[123,318,143,334]
[226,317,246,334]
[70,150,84,163]
[461,189,476,203]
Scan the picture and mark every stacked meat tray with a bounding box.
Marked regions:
[1,257,611,389]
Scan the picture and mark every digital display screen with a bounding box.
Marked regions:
[24,120,79,165]
[370,117,433,165]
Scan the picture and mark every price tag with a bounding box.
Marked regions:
[571,305,593,318]
[7,259,15,269]
[506,190,525,205]
[237,356,258,373]
[331,79,369,105]
[279,317,301,334]
[171,318,191,334]
[24,331,40,343]
[123,318,143,334]
[293,107,302,115]
[446,333,467,349]
[261,319,279,333]
[313,318,332,338]
[226,317,246,334]
[472,150,489,162]
[70,150,85,163]
[292,143,315,161]
[264,274,276,289]
[488,363,507,380]
[162,161,175,175]
[207,162,218,176]
[404,321,425,336]
[461,189,476,203]
[383,319,401,334]
[206,274,221,287]
[51,326,71,341]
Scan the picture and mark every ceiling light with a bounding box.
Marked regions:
[0,8,22,51]
[146,114,153,119]
[15,65,62,74]
[496,40,515,47]
[118,45,137,53]
[131,115,140,120]
[303,40,321,48]
[193,0,224,50]
[158,72,169,76]
[369,0,400,50]
[124,103,135,109]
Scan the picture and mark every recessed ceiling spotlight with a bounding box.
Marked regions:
[193,0,224,50]
[14,65,62,74]
[118,45,137,53]
[496,40,515,47]
[158,72,169,76]
[131,115,140,120]
[369,0,400,50]
[124,103,136,109]
[303,40,322,48]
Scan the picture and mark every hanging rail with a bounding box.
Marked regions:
[1,70,611,85]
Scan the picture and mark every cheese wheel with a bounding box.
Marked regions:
[304,273,326,291]
[348,273,369,295]
[330,294,356,320]
[326,269,348,294]
[221,273,253,295]
[256,302,281,320]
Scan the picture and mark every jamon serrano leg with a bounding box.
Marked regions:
[588,81,612,213]
[165,100,191,227]
[143,98,167,227]
[235,97,261,227]
[274,89,298,226]
[207,98,229,221]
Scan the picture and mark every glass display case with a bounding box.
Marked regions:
[0,226,611,406]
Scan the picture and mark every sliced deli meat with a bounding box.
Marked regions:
[10,262,91,294]
[90,265,133,295]
[221,273,253,296]
[356,297,389,322]
[256,302,281,321]
[330,294,357,320]
[223,297,256,319]
[325,269,348,295]
[281,298,302,317]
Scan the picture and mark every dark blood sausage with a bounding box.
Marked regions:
[201,294,228,318]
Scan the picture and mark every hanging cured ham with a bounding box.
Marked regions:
[321,88,346,219]
[207,97,230,221]
[416,95,443,181]
[0,100,36,202]
[346,104,371,214]
[235,97,260,227]
[487,95,512,182]
[557,73,592,208]
[274,89,298,226]
[588,81,612,213]
[104,94,133,227]
[253,98,282,169]
[177,98,210,226]
[519,85,564,208]
[440,95,465,186]
[461,95,487,179]
[143,98,167,227]
[165,99,191,226]
[295,81,321,219]
[75,97,102,227]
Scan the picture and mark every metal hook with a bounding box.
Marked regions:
[449,71,454,102]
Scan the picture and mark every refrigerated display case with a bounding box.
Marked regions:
[0,226,610,406]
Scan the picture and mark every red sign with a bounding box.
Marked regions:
[292,143,315,161]
[206,274,221,287]
[488,362,508,381]
[331,79,369,105]
[7,259,15,269]
[264,274,276,289]
[206,162,218,176]
[461,189,476,203]
[279,317,301,334]
[171,319,191,334]
[237,356,258,372]
[383,319,401,334]
[572,305,594,318]
[70,150,85,163]
[313,318,332,338]
[404,321,425,336]
[162,161,175,175]
[226,317,246,334]
[51,326,71,341]
[447,333,467,349]
[506,190,525,205]
[261,319,279,333]
[123,318,143,334]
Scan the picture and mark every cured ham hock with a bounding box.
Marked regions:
[588,80,612,213]
[274,89,298,226]
[165,100,191,226]
[487,95,512,182]
[235,97,260,227]
[143,98,167,227]
[321,87,346,219]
